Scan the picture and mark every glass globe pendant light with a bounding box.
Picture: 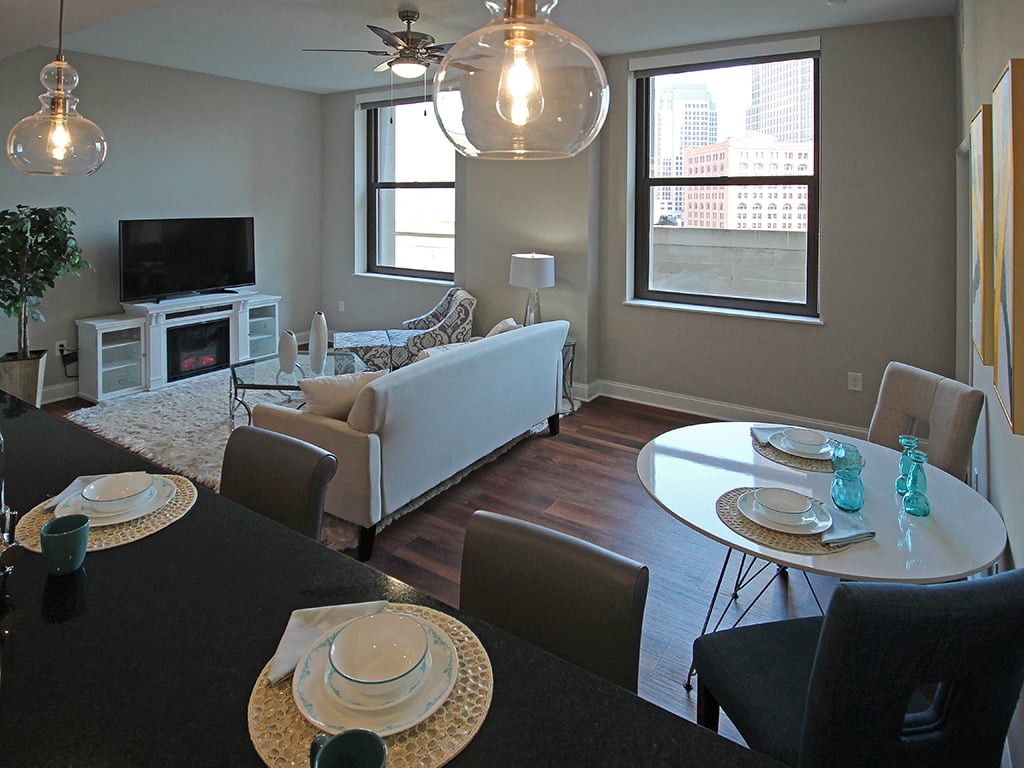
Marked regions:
[433,0,609,160]
[7,0,108,176]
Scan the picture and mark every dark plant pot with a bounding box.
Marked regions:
[0,350,47,408]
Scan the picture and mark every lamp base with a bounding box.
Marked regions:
[523,288,542,326]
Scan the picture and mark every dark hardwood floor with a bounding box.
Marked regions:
[332,397,838,739]
[45,394,837,743]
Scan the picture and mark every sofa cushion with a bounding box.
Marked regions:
[298,370,387,419]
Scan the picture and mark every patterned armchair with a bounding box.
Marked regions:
[332,288,477,370]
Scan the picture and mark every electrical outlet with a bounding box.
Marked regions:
[56,339,67,357]
[338,300,345,312]
[847,372,863,392]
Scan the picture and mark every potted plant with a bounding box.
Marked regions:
[0,205,90,407]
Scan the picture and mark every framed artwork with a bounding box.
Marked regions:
[993,60,1024,433]
[971,104,995,365]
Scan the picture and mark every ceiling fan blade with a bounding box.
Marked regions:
[368,24,406,50]
[303,48,393,56]
[425,43,454,54]
[372,58,396,73]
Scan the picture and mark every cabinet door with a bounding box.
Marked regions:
[99,325,145,397]
[248,304,278,359]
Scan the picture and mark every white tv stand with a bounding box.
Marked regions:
[76,291,280,402]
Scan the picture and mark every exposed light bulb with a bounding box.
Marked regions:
[496,38,543,126]
[48,117,70,160]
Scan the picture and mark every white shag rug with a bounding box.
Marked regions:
[65,369,542,553]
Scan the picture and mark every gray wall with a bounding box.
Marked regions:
[0,48,324,396]
[599,17,956,427]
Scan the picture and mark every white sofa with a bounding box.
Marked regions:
[253,320,569,559]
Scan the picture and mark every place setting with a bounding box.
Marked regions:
[717,485,875,555]
[247,601,493,768]
[750,425,850,472]
[14,471,197,552]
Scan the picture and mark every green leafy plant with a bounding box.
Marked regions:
[0,205,91,359]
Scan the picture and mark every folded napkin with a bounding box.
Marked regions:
[268,600,388,685]
[821,510,876,547]
[42,475,104,510]
[750,424,789,445]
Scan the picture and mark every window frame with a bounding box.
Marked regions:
[633,51,821,317]
[365,99,456,281]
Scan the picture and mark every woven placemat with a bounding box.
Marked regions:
[248,603,493,768]
[752,437,834,472]
[14,475,198,552]
[717,486,849,555]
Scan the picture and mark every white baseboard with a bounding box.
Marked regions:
[42,381,81,405]
[574,378,868,439]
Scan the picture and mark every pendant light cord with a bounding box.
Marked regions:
[57,0,65,60]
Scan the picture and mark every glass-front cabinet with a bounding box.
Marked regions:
[76,316,147,402]
[247,300,278,359]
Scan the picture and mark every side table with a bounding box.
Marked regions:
[562,334,577,413]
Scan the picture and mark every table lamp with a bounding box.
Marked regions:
[509,253,555,325]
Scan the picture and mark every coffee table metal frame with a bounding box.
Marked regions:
[229,350,367,423]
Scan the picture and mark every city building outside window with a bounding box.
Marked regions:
[366,99,455,280]
[634,50,820,316]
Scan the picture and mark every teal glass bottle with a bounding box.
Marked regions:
[901,449,931,517]
[895,434,919,495]
[830,442,865,512]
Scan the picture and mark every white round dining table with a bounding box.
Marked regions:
[636,421,1007,584]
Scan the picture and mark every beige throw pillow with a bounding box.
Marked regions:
[298,370,387,419]
[486,317,520,337]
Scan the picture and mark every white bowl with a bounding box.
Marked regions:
[753,487,812,519]
[782,427,830,452]
[81,472,154,513]
[327,613,428,703]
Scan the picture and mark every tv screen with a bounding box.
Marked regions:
[119,216,256,302]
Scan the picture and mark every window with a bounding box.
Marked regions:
[633,50,820,316]
[366,100,455,280]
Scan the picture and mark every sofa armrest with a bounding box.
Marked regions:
[252,404,383,528]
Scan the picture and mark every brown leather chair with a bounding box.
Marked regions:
[867,361,984,481]
[220,425,338,539]
[460,510,649,693]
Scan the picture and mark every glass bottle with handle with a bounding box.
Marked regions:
[901,449,931,517]
[895,434,919,495]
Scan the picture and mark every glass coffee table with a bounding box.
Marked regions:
[229,350,368,423]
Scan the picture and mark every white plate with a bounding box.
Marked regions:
[293,616,458,736]
[737,490,833,535]
[55,476,177,527]
[768,431,834,459]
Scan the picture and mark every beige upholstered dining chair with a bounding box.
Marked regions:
[867,361,984,482]
[220,425,338,540]
[460,510,649,693]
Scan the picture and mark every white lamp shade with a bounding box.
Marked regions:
[509,253,555,288]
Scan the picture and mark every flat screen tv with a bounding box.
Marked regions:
[119,216,256,302]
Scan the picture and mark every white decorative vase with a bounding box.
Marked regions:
[309,312,328,376]
[278,330,298,375]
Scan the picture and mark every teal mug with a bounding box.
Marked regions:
[310,730,386,768]
[39,514,90,575]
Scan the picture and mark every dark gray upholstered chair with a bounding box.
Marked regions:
[460,509,649,693]
[867,361,984,482]
[692,568,1024,768]
[220,425,338,540]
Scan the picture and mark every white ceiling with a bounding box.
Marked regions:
[3,0,957,94]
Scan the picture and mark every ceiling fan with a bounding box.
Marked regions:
[304,9,454,80]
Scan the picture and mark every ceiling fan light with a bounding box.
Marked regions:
[390,59,428,79]
[433,0,609,160]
